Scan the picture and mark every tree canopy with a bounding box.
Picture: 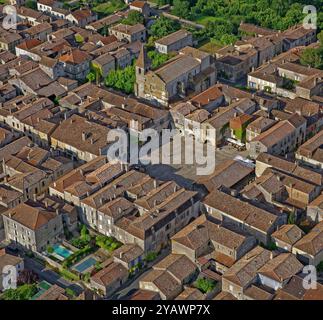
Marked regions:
[122,11,144,26]
[300,31,323,69]
[1,284,37,300]
[162,0,323,45]
[149,16,181,38]
[147,51,171,69]
[105,65,136,94]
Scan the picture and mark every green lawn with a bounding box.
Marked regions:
[93,1,127,17]
[198,40,223,55]
[59,268,80,281]
[194,15,218,26]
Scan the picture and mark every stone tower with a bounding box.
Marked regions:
[134,44,150,98]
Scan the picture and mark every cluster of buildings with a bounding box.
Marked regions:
[0,0,322,301]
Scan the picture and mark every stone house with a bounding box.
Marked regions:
[296,130,323,170]
[307,194,323,223]
[129,1,151,18]
[109,23,146,43]
[66,8,97,28]
[3,202,64,252]
[271,224,304,252]
[50,114,112,162]
[59,49,91,80]
[248,114,307,159]
[155,29,193,54]
[203,190,284,245]
[292,221,323,266]
[0,31,22,53]
[222,246,271,299]
[171,214,256,274]
[90,260,128,297]
[139,254,198,300]
[113,244,144,271]
[257,253,303,291]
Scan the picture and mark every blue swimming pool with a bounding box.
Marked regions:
[73,257,97,273]
[53,244,73,259]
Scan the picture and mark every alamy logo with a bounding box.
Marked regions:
[2,265,17,290]
[302,265,318,290]
[303,5,317,29]
[106,126,216,176]
[2,5,17,30]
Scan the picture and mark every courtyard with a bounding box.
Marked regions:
[144,136,250,189]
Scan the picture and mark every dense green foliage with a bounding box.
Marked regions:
[288,211,297,224]
[300,31,323,69]
[149,16,181,38]
[147,51,171,69]
[260,241,278,251]
[25,0,37,10]
[317,261,323,273]
[86,71,96,83]
[1,284,37,300]
[47,245,54,254]
[172,0,191,18]
[105,65,136,94]
[300,48,323,69]
[195,278,216,293]
[122,11,144,25]
[75,34,84,44]
[95,235,122,252]
[156,0,323,45]
[71,225,92,249]
[59,268,80,281]
[144,251,158,262]
[65,287,77,298]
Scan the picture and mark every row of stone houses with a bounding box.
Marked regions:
[215,23,317,83]
[49,157,201,254]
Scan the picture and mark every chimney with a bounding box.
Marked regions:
[270,252,274,260]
